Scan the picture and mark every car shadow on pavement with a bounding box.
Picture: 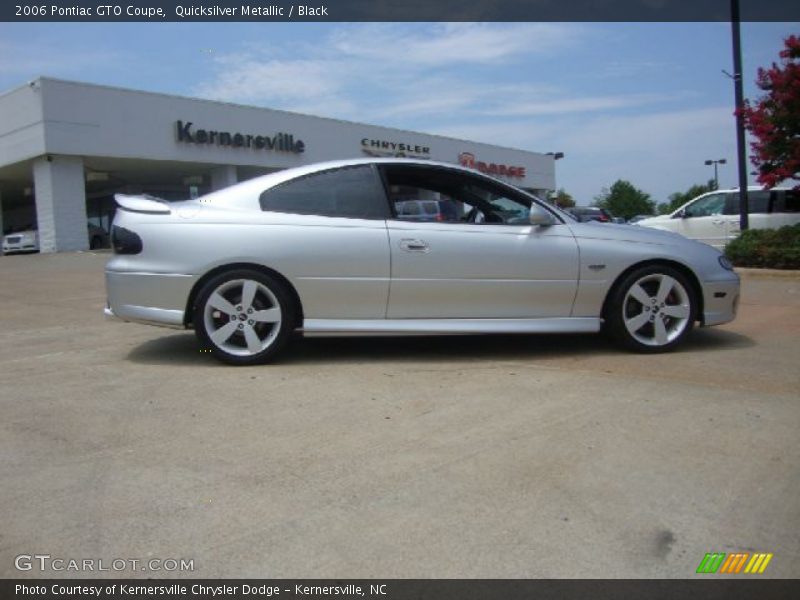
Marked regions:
[126,333,223,366]
[285,328,754,365]
[125,328,754,367]
[680,327,755,351]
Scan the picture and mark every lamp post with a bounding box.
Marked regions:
[730,0,749,230]
[704,158,727,190]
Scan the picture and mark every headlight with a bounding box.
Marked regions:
[718,255,734,271]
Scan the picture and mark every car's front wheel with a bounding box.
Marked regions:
[606,265,696,352]
[194,269,295,365]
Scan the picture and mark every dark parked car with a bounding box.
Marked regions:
[565,206,614,223]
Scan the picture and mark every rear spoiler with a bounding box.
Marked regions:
[115,194,171,215]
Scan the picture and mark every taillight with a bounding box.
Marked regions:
[111,226,142,255]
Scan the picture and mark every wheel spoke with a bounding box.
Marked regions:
[252,307,281,323]
[208,292,237,315]
[243,325,262,353]
[653,318,669,345]
[655,275,676,304]
[625,310,651,334]
[662,304,690,319]
[628,283,651,306]
[210,321,238,345]
[241,280,257,310]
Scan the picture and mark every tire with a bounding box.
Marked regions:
[193,269,295,365]
[605,264,696,353]
[90,235,102,250]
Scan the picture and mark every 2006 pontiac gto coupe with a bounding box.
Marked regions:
[105,158,740,365]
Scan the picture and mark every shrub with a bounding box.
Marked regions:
[724,223,800,269]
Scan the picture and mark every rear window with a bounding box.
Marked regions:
[726,191,770,214]
[259,165,387,219]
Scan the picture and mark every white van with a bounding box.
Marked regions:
[637,187,799,249]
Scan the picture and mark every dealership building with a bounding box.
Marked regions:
[0,77,558,252]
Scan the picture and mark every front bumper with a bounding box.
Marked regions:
[701,277,740,326]
[3,244,38,254]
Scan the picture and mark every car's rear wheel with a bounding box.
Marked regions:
[194,269,295,365]
[606,265,696,352]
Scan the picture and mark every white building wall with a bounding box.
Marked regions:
[34,78,555,191]
[33,155,88,252]
[0,83,46,166]
[0,77,558,254]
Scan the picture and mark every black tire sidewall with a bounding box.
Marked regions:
[607,264,696,353]
[194,269,295,365]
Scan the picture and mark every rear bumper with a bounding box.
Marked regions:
[105,270,194,329]
[104,304,185,329]
[701,277,740,326]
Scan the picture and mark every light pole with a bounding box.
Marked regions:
[730,0,749,230]
[704,158,727,190]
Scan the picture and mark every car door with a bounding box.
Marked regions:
[379,164,580,319]
[723,191,772,242]
[672,192,728,248]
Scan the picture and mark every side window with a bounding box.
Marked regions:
[259,165,387,219]
[776,190,800,213]
[726,191,770,215]
[382,165,532,225]
[397,201,421,216]
[684,193,726,217]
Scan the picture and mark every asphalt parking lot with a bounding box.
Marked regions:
[1,251,798,578]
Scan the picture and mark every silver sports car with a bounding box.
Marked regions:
[105,158,740,365]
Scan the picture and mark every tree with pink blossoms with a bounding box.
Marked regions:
[739,35,800,190]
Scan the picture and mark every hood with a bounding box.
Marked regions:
[636,214,670,226]
[567,220,696,246]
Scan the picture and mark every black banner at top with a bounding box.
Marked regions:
[3,0,800,22]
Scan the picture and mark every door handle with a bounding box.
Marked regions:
[399,238,430,253]
[711,219,725,226]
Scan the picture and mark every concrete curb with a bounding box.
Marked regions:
[735,267,800,280]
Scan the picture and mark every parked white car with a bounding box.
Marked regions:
[637,187,800,249]
[1,224,109,255]
[2,229,38,254]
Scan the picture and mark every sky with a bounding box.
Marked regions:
[0,21,797,204]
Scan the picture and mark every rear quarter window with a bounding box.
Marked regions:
[259,165,388,219]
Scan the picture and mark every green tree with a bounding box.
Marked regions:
[593,180,655,220]
[658,180,717,215]
[553,188,575,208]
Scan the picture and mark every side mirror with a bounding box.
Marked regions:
[676,209,688,219]
[529,205,556,227]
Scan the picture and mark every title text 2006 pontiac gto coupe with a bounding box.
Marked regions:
[105,159,740,365]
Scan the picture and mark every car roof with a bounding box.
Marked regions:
[198,158,523,209]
